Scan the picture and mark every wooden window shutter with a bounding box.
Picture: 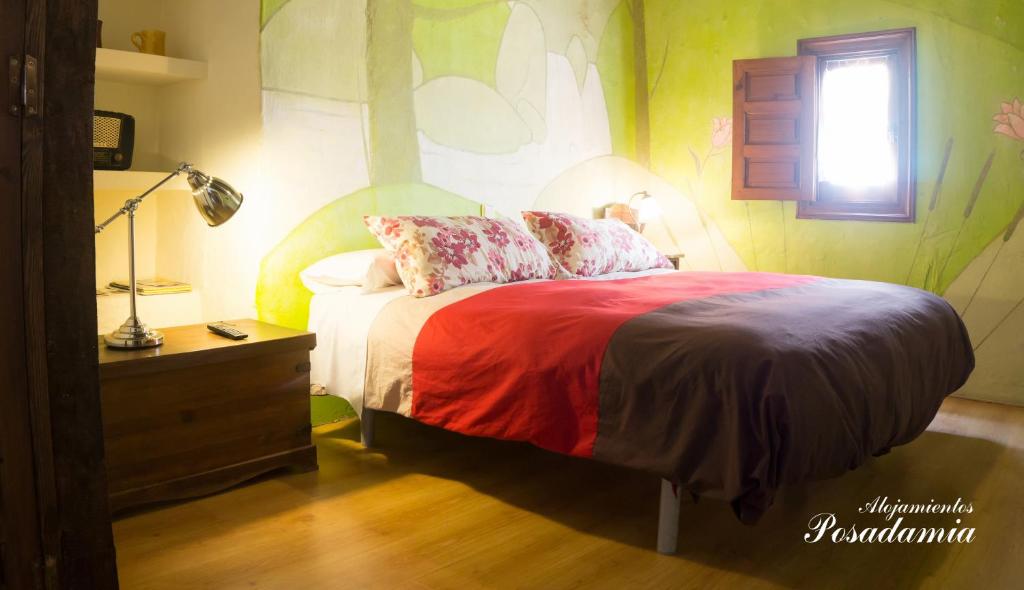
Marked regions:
[732,56,817,200]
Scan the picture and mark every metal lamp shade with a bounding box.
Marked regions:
[187,168,244,227]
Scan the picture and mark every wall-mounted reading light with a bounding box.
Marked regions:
[605,190,662,232]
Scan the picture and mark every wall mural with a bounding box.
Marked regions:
[944,99,1024,406]
[258,0,742,315]
[258,0,1024,415]
[646,0,1024,406]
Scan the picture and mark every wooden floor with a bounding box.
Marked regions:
[113,397,1024,589]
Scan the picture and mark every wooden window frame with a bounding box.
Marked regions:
[796,28,917,222]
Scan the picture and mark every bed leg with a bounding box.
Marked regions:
[657,478,681,555]
[360,407,376,448]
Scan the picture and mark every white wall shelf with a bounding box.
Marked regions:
[94,170,189,192]
[95,48,207,85]
[96,290,203,334]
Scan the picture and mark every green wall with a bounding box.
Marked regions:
[645,0,1022,290]
[644,0,1024,404]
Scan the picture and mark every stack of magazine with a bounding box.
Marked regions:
[108,278,192,296]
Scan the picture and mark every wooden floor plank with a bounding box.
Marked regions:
[114,397,1024,589]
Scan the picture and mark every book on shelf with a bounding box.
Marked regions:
[108,277,192,296]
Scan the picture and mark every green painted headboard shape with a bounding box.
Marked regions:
[256,182,483,331]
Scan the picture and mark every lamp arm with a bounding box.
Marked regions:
[627,190,650,210]
[94,162,193,234]
[617,190,650,228]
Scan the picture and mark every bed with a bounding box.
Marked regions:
[258,187,975,554]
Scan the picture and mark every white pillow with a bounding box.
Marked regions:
[362,251,403,292]
[299,249,401,294]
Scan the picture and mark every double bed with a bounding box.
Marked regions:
[259,188,974,554]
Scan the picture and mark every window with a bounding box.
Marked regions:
[817,56,896,189]
[798,29,916,221]
[732,28,916,222]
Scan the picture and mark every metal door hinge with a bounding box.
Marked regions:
[8,54,39,118]
[24,55,38,116]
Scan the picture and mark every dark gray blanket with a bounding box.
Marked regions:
[594,278,974,522]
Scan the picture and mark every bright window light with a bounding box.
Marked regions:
[817,57,896,189]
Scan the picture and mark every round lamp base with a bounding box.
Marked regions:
[104,318,164,349]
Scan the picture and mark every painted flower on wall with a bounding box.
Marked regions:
[993,98,1024,142]
[690,117,733,176]
[711,117,733,151]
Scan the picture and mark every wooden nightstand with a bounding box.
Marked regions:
[98,319,318,513]
[666,253,685,270]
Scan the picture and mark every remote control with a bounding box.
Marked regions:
[207,322,248,340]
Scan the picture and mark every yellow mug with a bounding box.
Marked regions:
[130,30,166,56]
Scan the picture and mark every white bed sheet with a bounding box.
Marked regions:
[308,286,407,416]
[308,268,675,416]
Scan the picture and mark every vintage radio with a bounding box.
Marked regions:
[93,110,135,170]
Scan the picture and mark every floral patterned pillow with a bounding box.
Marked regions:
[364,215,564,297]
[521,211,673,277]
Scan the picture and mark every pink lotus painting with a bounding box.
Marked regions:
[993,98,1024,144]
[711,117,733,152]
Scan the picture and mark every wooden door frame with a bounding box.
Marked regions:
[2,0,118,587]
[1,0,47,583]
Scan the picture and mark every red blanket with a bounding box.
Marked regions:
[412,272,817,455]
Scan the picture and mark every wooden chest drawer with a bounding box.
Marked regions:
[99,319,317,512]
